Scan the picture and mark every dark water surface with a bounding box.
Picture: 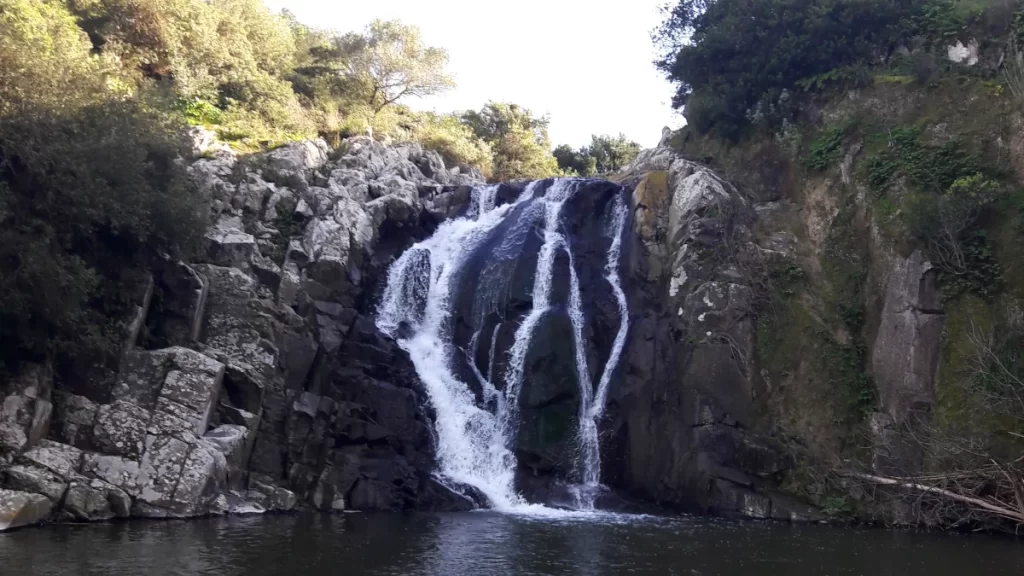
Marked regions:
[1,511,1021,575]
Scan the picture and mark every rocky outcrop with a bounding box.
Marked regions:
[0,136,484,530]
[869,250,945,474]
[610,139,799,519]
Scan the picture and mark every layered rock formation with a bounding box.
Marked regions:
[1,129,883,529]
[0,136,485,529]
[604,134,813,520]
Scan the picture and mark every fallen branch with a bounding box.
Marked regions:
[845,471,1024,525]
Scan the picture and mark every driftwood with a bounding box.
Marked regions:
[846,471,1024,525]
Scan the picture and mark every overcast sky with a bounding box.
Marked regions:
[265,0,683,148]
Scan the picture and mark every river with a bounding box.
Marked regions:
[2,512,1022,575]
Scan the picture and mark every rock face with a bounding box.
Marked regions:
[608,142,794,518]
[1,130,834,528]
[0,136,484,530]
[869,250,945,474]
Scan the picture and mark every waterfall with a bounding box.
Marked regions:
[500,180,576,440]
[378,184,524,509]
[377,179,629,513]
[572,193,631,510]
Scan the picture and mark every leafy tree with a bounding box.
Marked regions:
[337,20,455,113]
[0,0,205,369]
[69,0,313,147]
[587,134,643,173]
[461,102,560,180]
[554,144,596,177]
[410,112,493,176]
[654,0,919,139]
[553,134,641,176]
[461,103,550,144]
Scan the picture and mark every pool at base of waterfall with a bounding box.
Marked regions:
[3,512,1022,575]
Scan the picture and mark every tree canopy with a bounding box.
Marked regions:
[554,134,642,176]
[339,20,456,113]
[461,102,561,181]
[654,0,922,139]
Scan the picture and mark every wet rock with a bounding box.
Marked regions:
[203,425,250,486]
[0,488,53,531]
[247,480,297,511]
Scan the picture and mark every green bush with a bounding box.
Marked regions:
[0,0,205,371]
[805,124,849,171]
[410,113,494,176]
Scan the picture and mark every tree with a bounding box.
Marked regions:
[339,20,455,113]
[553,144,596,177]
[553,134,641,176]
[654,0,918,139]
[461,102,560,181]
[461,102,550,144]
[0,0,205,369]
[587,134,642,173]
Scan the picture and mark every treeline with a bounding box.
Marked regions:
[655,0,1016,140]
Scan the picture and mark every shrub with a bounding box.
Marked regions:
[805,123,850,171]
[410,113,493,175]
[0,0,205,370]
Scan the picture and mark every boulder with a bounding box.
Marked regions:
[265,140,329,178]
[236,174,276,215]
[92,401,150,459]
[2,465,67,502]
[205,216,256,269]
[51,392,99,450]
[197,265,277,381]
[18,441,83,480]
[64,478,131,521]
[0,489,52,531]
[80,453,142,497]
[0,363,53,465]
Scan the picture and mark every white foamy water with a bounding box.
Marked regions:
[378,184,525,509]
[499,180,577,441]
[378,179,630,515]
[572,193,632,509]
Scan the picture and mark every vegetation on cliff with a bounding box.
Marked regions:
[0,0,600,375]
[658,0,1024,529]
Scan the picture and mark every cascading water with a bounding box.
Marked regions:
[377,179,630,513]
[572,193,631,510]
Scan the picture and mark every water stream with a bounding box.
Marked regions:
[377,180,630,512]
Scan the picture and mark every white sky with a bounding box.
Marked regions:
[265,0,683,148]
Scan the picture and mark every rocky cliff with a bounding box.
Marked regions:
[0,135,486,530]
[5,72,1016,529]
